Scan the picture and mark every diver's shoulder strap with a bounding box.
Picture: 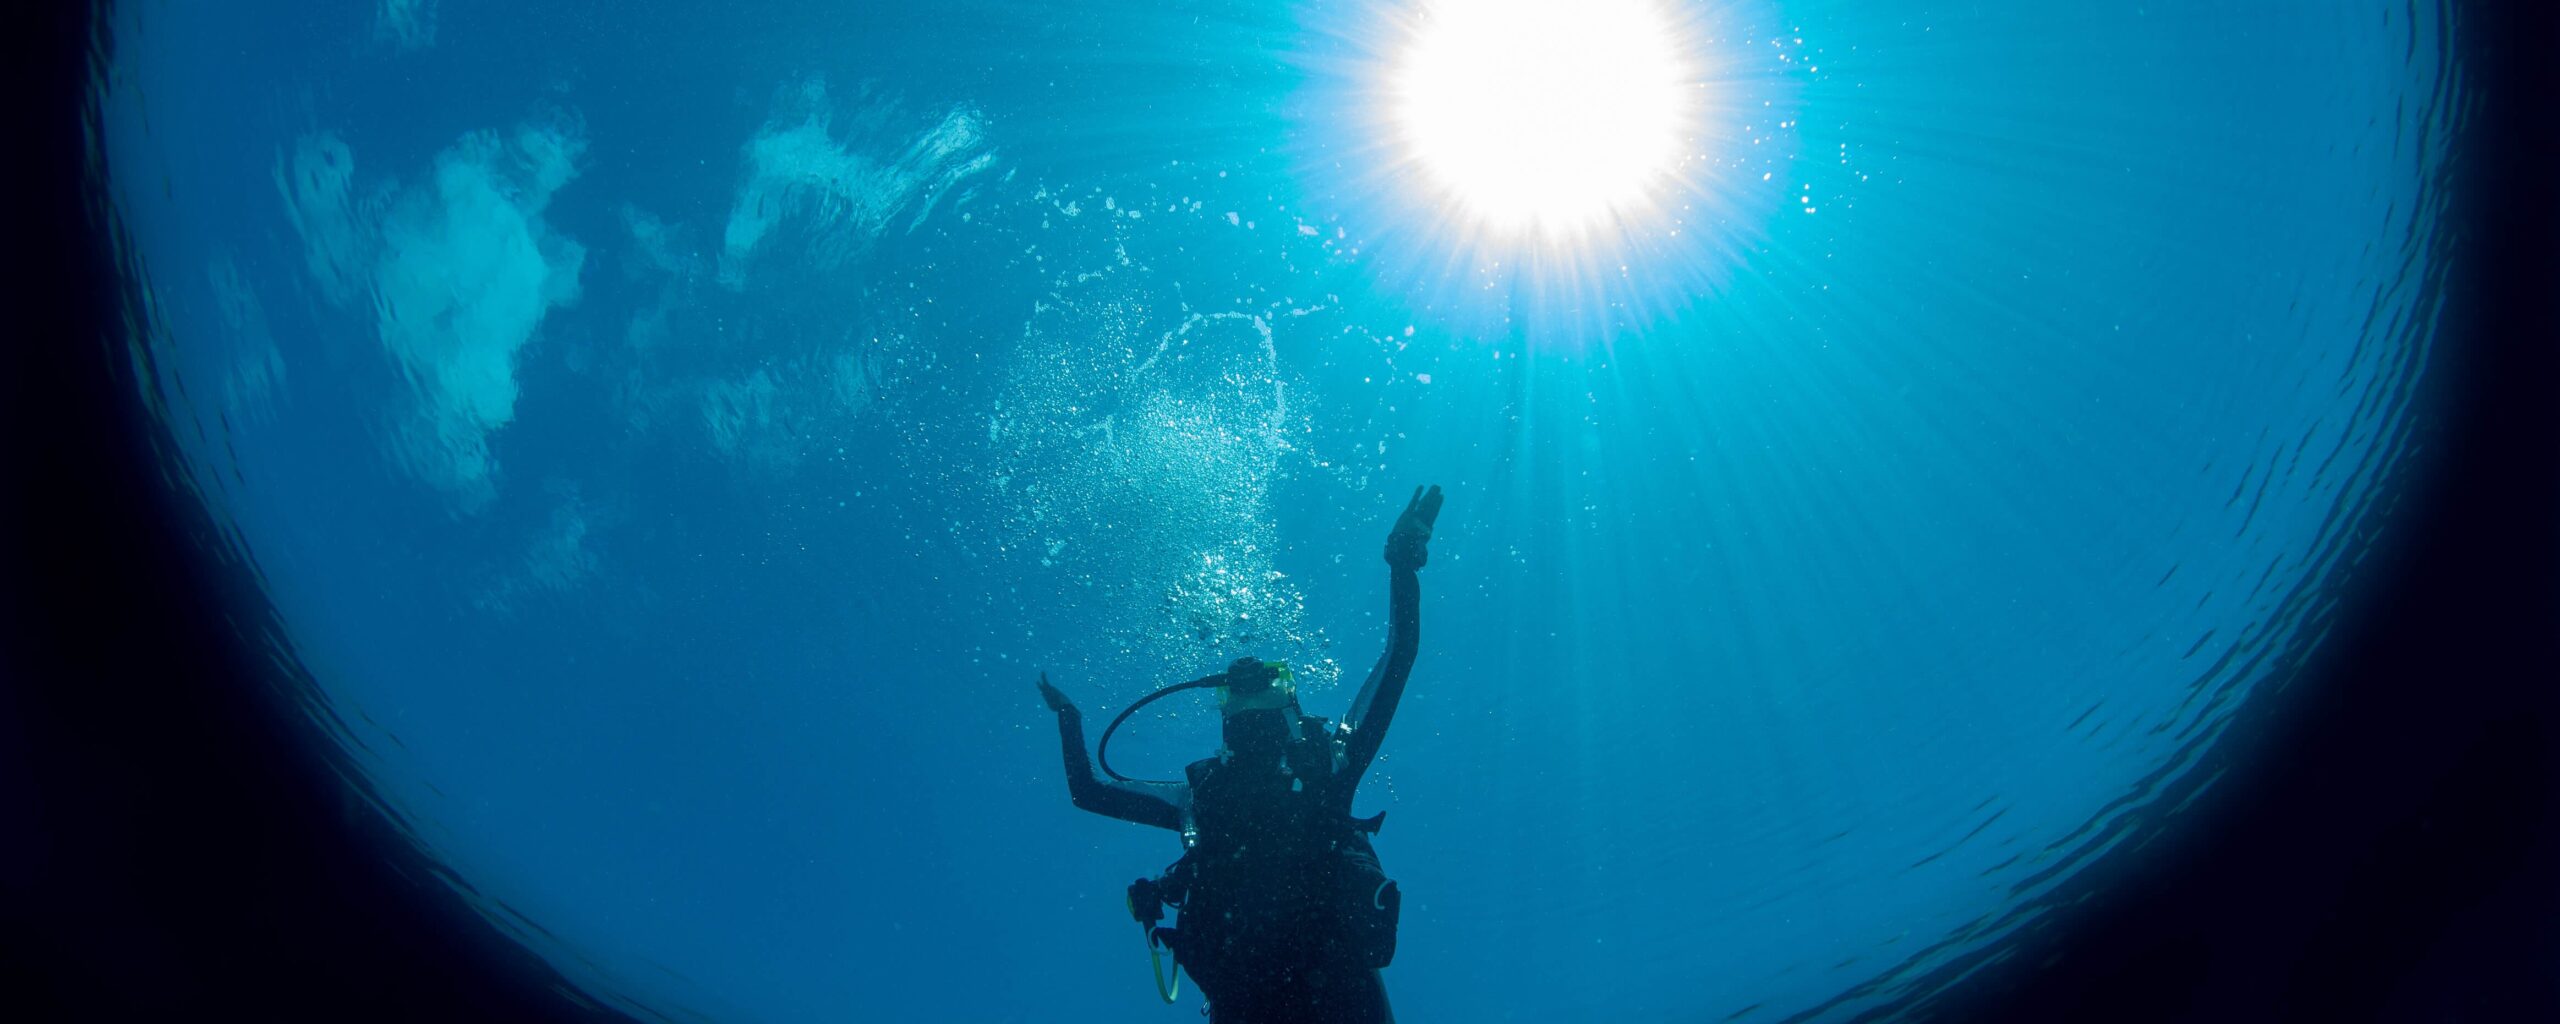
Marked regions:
[1299,713,1346,776]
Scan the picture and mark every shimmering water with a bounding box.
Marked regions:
[100,1,2459,1020]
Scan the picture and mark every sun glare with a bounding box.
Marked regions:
[1389,0,1695,239]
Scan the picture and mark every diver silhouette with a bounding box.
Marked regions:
[1039,484,1443,1023]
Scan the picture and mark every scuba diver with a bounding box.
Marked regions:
[1037,484,1444,1023]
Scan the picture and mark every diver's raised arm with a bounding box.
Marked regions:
[1040,673,1187,831]
[1341,485,1442,781]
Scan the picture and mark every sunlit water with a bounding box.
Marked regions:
[100,1,2458,1020]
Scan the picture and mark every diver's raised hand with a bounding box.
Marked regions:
[1385,484,1445,570]
[1037,672,1077,716]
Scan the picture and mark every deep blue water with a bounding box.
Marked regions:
[101,1,2458,1020]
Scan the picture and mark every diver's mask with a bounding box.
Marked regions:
[1216,657,1298,716]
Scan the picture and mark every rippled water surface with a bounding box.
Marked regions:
[101,1,2459,1020]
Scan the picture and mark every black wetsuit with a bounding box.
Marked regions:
[1054,565,1420,1023]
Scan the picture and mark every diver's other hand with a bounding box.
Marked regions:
[1037,672,1077,716]
[1385,484,1444,570]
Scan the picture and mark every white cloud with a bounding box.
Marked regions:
[276,116,588,509]
[375,120,587,505]
[376,0,438,52]
[718,76,996,288]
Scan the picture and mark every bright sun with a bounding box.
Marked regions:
[1390,0,1695,238]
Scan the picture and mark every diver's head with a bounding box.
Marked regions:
[1220,657,1285,697]
[1217,657,1299,763]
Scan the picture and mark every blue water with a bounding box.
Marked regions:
[100,1,2458,1020]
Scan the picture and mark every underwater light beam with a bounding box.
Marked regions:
[1388,0,1696,240]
